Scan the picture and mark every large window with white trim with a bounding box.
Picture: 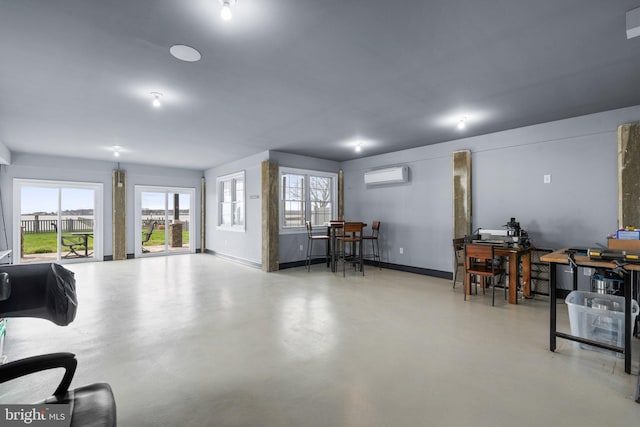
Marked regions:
[13,179,103,264]
[217,171,245,230]
[280,168,337,232]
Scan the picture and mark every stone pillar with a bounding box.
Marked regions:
[618,123,640,229]
[112,169,126,260]
[453,150,472,239]
[338,169,344,220]
[262,160,279,272]
[201,177,206,252]
[169,222,183,247]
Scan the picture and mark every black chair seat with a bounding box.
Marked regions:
[41,383,117,427]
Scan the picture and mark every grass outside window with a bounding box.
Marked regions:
[22,230,189,254]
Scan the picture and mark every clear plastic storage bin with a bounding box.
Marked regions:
[565,291,638,358]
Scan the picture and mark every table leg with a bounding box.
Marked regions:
[550,262,557,352]
[522,251,531,298]
[625,271,632,374]
[464,264,471,297]
[508,253,518,304]
[326,227,331,268]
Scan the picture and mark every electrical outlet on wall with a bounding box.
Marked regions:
[399,247,404,254]
[544,174,551,184]
[583,268,592,276]
[299,244,304,251]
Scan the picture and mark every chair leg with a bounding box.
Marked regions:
[360,239,364,276]
[452,257,458,289]
[306,239,313,271]
[464,273,467,301]
[372,238,381,270]
[492,277,496,306]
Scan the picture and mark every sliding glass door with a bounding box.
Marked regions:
[135,186,195,257]
[14,179,103,264]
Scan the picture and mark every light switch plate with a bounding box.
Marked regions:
[544,174,551,184]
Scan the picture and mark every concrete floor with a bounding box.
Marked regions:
[1,254,639,426]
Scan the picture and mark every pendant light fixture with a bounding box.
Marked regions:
[219,0,237,21]
[150,92,163,108]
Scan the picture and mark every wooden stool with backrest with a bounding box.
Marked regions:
[336,222,364,277]
[452,237,465,288]
[362,220,381,269]
[305,221,330,271]
[464,243,505,306]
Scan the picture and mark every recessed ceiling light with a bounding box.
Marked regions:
[355,142,363,152]
[111,145,122,157]
[169,44,202,62]
[457,116,467,130]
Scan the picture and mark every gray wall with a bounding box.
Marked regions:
[204,150,341,266]
[269,151,341,264]
[205,151,269,265]
[0,152,203,257]
[341,106,640,275]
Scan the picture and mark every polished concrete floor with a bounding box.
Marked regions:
[1,254,639,426]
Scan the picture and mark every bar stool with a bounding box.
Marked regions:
[336,222,364,276]
[362,220,381,269]
[452,237,465,288]
[305,221,330,271]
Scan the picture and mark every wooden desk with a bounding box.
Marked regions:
[541,248,637,375]
[465,244,531,304]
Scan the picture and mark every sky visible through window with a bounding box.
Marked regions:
[21,187,93,214]
[21,187,190,214]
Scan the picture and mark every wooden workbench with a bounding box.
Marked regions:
[541,248,638,375]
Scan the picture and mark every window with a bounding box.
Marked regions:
[280,168,336,232]
[217,171,245,230]
[14,179,103,264]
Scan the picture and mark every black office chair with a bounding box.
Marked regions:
[0,264,117,426]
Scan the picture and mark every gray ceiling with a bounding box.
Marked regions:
[1,0,640,170]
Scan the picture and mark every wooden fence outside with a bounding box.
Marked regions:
[21,218,94,234]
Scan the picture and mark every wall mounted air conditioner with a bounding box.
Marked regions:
[364,166,409,185]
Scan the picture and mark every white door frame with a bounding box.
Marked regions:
[13,178,104,264]
[134,185,196,257]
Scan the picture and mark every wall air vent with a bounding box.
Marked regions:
[364,166,409,186]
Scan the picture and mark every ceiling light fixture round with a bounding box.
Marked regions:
[355,142,362,152]
[457,116,467,130]
[219,0,237,21]
[111,145,122,157]
[150,92,163,108]
[169,44,202,62]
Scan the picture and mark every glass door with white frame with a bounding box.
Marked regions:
[136,186,195,257]
[15,180,102,264]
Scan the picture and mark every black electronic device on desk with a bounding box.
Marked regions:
[468,217,530,248]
